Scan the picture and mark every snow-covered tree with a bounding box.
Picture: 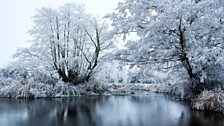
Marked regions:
[109,0,224,94]
[93,61,128,83]
[14,3,113,84]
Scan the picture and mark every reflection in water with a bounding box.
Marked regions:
[0,93,224,126]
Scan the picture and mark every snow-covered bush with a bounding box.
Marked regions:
[192,89,224,113]
[0,63,30,84]
[0,62,58,85]
[0,77,80,98]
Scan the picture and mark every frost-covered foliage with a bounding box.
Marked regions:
[14,3,113,84]
[93,61,181,84]
[93,61,128,83]
[109,0,224,93]
[0,74,85,98]
[0,76,140,98]
[0,79,80,98]
[0,64,30,84]
[126,64,188,84]
[0,62,58,85]
[192,89,224,113]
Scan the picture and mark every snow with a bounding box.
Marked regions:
[110,0,224,92]
[0,76,176,98]
[0,78,80,98]
[0,76,191,99]
[192,89,224,113]
[0,0,224,118]
[1,76,224,114]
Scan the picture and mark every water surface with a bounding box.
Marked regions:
[0,93,223,126]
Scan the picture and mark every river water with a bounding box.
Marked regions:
[0,93,223,126]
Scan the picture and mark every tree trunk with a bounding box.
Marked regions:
[178,19,204,94]
[180,52,204,94]
[58,69,69,82]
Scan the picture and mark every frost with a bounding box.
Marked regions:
[192,89,224,113]
[0,77,80,98]
[109,0,224,93]
[0,76,183,98]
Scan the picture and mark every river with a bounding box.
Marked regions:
[0,93,223,126]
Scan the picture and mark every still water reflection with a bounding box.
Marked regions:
[0,93,223,126]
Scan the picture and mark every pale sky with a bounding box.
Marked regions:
[0,0,121,67]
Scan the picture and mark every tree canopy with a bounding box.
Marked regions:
[109,0,224,93]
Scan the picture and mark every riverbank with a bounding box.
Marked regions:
[0,76,180,98]
[192,89,224,113]
[0,77,170,98]
[1,77,224,114]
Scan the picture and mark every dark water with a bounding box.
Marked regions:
[0,93,224,126]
